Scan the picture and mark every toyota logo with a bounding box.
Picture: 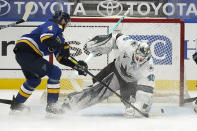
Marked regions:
[0,0,10,16]
[97,0,123,16]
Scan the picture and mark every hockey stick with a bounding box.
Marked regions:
[69,57,149,118]
[0,2,33,30]
[184,96,197,103]
[0,98,12,105]
[83,8,131,64]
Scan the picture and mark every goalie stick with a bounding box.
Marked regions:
[69,57,149,118]
[0,2,33,30]
[184,96,197,103]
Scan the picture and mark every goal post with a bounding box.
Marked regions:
[48,17,185,106]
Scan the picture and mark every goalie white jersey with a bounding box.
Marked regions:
[114,35,155,88]
[62,34,155,117]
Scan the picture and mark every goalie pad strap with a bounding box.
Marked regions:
[137,85,153,93]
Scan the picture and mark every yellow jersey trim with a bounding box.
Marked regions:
[16,40,43,56]
[64,45,70,49]
[47,89,60,94]
[40,35,53,43]
[57,56,62,62]
[19,90,31,98]
[58,24,63,29]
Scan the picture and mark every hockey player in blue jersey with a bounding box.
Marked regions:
[10,11,88,114]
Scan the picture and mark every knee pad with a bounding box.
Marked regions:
[25,79,41,90]
[47,65,62,84]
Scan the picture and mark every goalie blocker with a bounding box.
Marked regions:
[62,33,155,117]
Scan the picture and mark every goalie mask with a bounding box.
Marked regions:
[134,43,151,65]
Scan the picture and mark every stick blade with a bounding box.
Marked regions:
[22,2,33,21]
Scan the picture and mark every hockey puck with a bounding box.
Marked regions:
[161,108,164,113]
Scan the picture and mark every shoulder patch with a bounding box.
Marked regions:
[48,25,53,30]
[123,36,131,41]
[147,74,155,81]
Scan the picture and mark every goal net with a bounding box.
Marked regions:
[42,17,187,106]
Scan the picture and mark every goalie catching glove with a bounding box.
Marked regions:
[86,33,114,54]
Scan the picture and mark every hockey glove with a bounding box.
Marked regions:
[193,52,197,64]
[74,60,88,76]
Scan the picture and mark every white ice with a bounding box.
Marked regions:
[0,90,197,131]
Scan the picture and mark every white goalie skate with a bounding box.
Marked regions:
[124,103,149,118]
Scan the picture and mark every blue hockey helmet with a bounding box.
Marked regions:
[52,10,71,24]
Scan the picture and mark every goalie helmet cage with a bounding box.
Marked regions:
[49,17,185,106]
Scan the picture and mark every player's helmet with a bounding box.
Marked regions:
[134,42,151,65]
[52,10,70,24]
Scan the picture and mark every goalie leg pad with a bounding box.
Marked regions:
[135,90,153,115]
[93,60,115,83]
[136,90,153,112]
[120,82,137,108]
[124,90,153,118]
[62,72,120,111]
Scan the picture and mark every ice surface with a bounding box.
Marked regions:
[0,90,197,131]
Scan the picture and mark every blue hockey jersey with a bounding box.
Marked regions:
[16,20,65,56]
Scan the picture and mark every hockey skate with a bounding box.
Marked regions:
[124,103,149,118]
[45,102,64,118]
[124,107,135,118]
[10,96,31,115]
[46,102,64,114]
